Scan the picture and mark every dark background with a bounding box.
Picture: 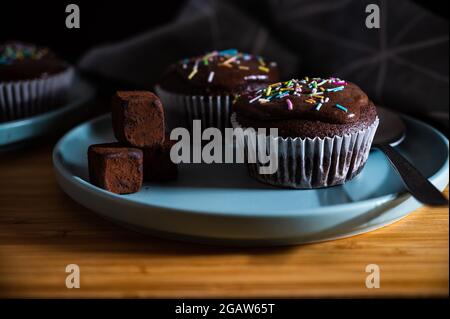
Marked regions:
[0,0,447,63]
[1,0,448,133]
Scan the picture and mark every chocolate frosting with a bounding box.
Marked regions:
[158,49,279,95]
[233,78,378,138]
[0,42,68,82]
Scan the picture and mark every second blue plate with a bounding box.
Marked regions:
[0,74,96,150]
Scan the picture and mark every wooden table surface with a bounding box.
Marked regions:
[0,142,448,298]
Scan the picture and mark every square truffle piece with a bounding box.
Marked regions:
[88,143,143,194]
[143,135,178,182]
[111,91,165,147]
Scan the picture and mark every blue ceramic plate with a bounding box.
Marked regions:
[0,74,96,149]
[53,114,449,246]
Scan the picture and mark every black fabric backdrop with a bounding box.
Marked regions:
[78,0,449,130]
[1,0,448,130]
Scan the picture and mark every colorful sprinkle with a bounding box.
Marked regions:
[244,75,268,80]
[278,92,289,99]
[327,86,345,92]
[207,71,215,83]
[286,99,293,110]
[188,68,198,80]
[245,77,350,116]
[219,49,238,56]
[250,95,262,103]
[223,55,239,65]
[335,104,348,112]
[258,66,269,73]
[258,57,266,66]
[0,42,49,65]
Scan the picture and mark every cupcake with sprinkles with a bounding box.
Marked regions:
[155,49,279,130]
[0,41,74,122]
[231,77,379,188]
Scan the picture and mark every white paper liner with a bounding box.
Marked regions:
[0,67,74,122]
[155,85,232,131]
[231,112,379,189]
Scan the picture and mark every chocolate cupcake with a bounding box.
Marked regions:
[231,77,379,188]
[0,41,74,122]
[155,49,279,130]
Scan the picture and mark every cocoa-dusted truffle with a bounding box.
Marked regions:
[143,135,178,182]
[88,143,143,194]
[111,91,165,147]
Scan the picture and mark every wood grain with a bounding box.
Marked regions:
[0,143,448,298]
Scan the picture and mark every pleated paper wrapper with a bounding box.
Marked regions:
[0,67,74,122]
[231,112,379,189]
[155,85,233,131]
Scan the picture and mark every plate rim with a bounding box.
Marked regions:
[52,112,449,218]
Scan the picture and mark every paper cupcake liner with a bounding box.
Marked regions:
[231,113,379,189]
[0,67,74,122]
[155,85,232,131]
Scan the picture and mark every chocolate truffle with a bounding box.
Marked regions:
[88,143,143,194]
[111,91,165,147]
[158,49,279,96]
[0,41,68,82]
[233,77,378,138]
[142,135,178,182]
